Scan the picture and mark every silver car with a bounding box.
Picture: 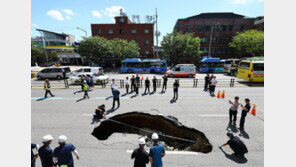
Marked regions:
[36,67,71,80]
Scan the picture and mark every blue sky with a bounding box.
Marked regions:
[31,0,264,44]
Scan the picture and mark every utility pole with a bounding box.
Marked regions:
[76,27,87,37]
[208,26,213,58]
[155,8,160,59]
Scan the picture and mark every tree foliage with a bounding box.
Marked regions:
[229,30,264,57]
[161,31,202,66]
[109,38,140,59]
[31,42,43,57]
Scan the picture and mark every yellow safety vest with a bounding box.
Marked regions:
[44,83,50,90]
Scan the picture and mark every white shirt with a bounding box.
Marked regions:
[210,78,217,85]
[125,79,129,85]
[111,81,117,88]
[230,101,240,111]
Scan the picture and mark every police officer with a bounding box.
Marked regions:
[173,79,179,100]
[82,80,89,99]
[162,75,168,92]
[79,75,84,90]
[131,138,149,167]
[229,96,240,125]
[38,135,55,167]
[144,77,150,95]
[31,143,39,167]
[219,132,248,157]
[62,69,69,88]
[149,133,165,167]
[152,76,157,93]
[53,135,79,167]
[112,88,120,109]
[204,74,210,91]
[239,98,251,130]
[93,104,106,119]
[44,79,54,98]
[125,77,129,94]
[130,75,136,92]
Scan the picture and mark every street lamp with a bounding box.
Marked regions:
[76,27,87,37]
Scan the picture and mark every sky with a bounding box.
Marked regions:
[31,0,264,45]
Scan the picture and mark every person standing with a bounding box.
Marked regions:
[219,132,248,157]
[38,135,55,167]
[79,75,84,90]
[62,69,69,88]
[204,74,210,91]
[125,77,129,94]
[86,75,91,89]
[136,74,140,88]
[112,88,120,109]
[135,80,139,95]
[149,133,165,167]
[209,76,217,96]
[162,75,168,92]
[31,143,39,167]
[110,79,117,95]
[152,76,157,93]
[44,79,54,98]
[173,79,179,100]
[229,96,240,125]
[239,98,251,130]
[130,75,136,92]
[53,135,79,167]
[90,76,94,90]
[131,138,149,167]
[144,77,150,95]
[82,81,89,99]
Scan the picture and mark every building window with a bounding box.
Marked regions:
[108,29,113,34]
[211,37,216,42]
[198,25,202,32]
[228,25,233,32]
[119,18,125,23]
[131,29,136,34]
[220,25,227,32]
[204,26,210,32]
[144,29,149,34]
[218,48,223,54]
[218,37,224,43]
[96,29,101,34]
[212,26,218,32]
[145,50,149,54]
[203,48,207,53]
[240,25,246,31]
[144,40,149,45]
[120,29,125,34]
[186,25,191,32]
[211,48,215,53]
[202,37,208,43]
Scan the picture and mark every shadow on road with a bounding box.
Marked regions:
[170,99,176,103]
[238,129,250,139]
[106,108,118,115]
[226,123,238,133]
[36,98,46,101]
[76,98,86,102]
[105,96,113,100]
[219,148,248,164]
[130,94,138,98]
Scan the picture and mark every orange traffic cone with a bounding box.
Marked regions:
[141,75,144,80]
[221,90,225,98]
[250,104,256,116]
[217,90,221,98]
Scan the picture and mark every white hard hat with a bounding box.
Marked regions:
[58,135,67,143]
[152,133,159,140]
[42,135,53,143]
[139,138,146,145]
[83,80,87,83]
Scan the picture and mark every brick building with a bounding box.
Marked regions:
[91,16,154,59]
[174,12,256,59]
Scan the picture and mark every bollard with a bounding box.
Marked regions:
[230,78,235,87]
[157,79,161,88]
[193,78,198,87]
[140,80,143,88]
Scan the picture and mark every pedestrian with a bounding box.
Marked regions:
[204,74,210,91]
[79,75,85,90]
[131,138,149,167]
[112,88,120,109]
[110,79,117,95]
[149,133,165,167]
[82,81,89,99]
[31,143,39,167]
[136,74,140,88]
[229,96,240,125]
[219,132,248,157]
[125,77,129,94]
[144,77,150,94]
[135,80,139,95]
[152,76,157,93]
[162,75,168,92]
[38,135,55,167]
[62,69,69,88]
[209,76,217,96]
[130,75,136,92]
[93,104,106,119]
[53,135,80,167]
[173,79,179,100]
[86,75,91,89]
[44,79,54,98]
[239,98,251,130]
[90,76,94,90]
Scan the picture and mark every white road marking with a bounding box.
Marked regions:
[199,115,241,117]
[126,150,198,155]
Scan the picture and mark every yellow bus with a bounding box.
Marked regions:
[236,57,264,82]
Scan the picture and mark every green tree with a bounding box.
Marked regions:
[109,38,140,59]
[161,31,202,66]
[229,30,264,57]
[31,42,43,57]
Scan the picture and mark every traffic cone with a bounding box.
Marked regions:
[217,90,221,98]
[250,104,256,116]
[221,90,225,98]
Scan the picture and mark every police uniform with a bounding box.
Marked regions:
[38,145,54,167]
[239,103,251,130]
[44,82,54,98]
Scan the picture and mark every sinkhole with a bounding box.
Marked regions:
[91,112,212,153]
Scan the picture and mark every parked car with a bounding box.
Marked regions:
[166,64,196,78]
[69,73,109,85]
[224,59,240,75]
[71,67,103,76]
[36,67,71,80]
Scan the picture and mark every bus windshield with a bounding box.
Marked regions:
[253,63,264,71]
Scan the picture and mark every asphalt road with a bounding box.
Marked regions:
[31,87,264,167]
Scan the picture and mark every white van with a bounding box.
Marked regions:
[71,67,103,76]
[224,59,240,75]
[167,64,196,78]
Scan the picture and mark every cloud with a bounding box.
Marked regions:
[32,24,38,28]
[232,0,247,4]
[258,0,264,2]
[100,9,104,13]
[46,10,64,21]
[63,9,74,15]
[92,10,102,18]
[66,16,71,20]
[104,6,124,17]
